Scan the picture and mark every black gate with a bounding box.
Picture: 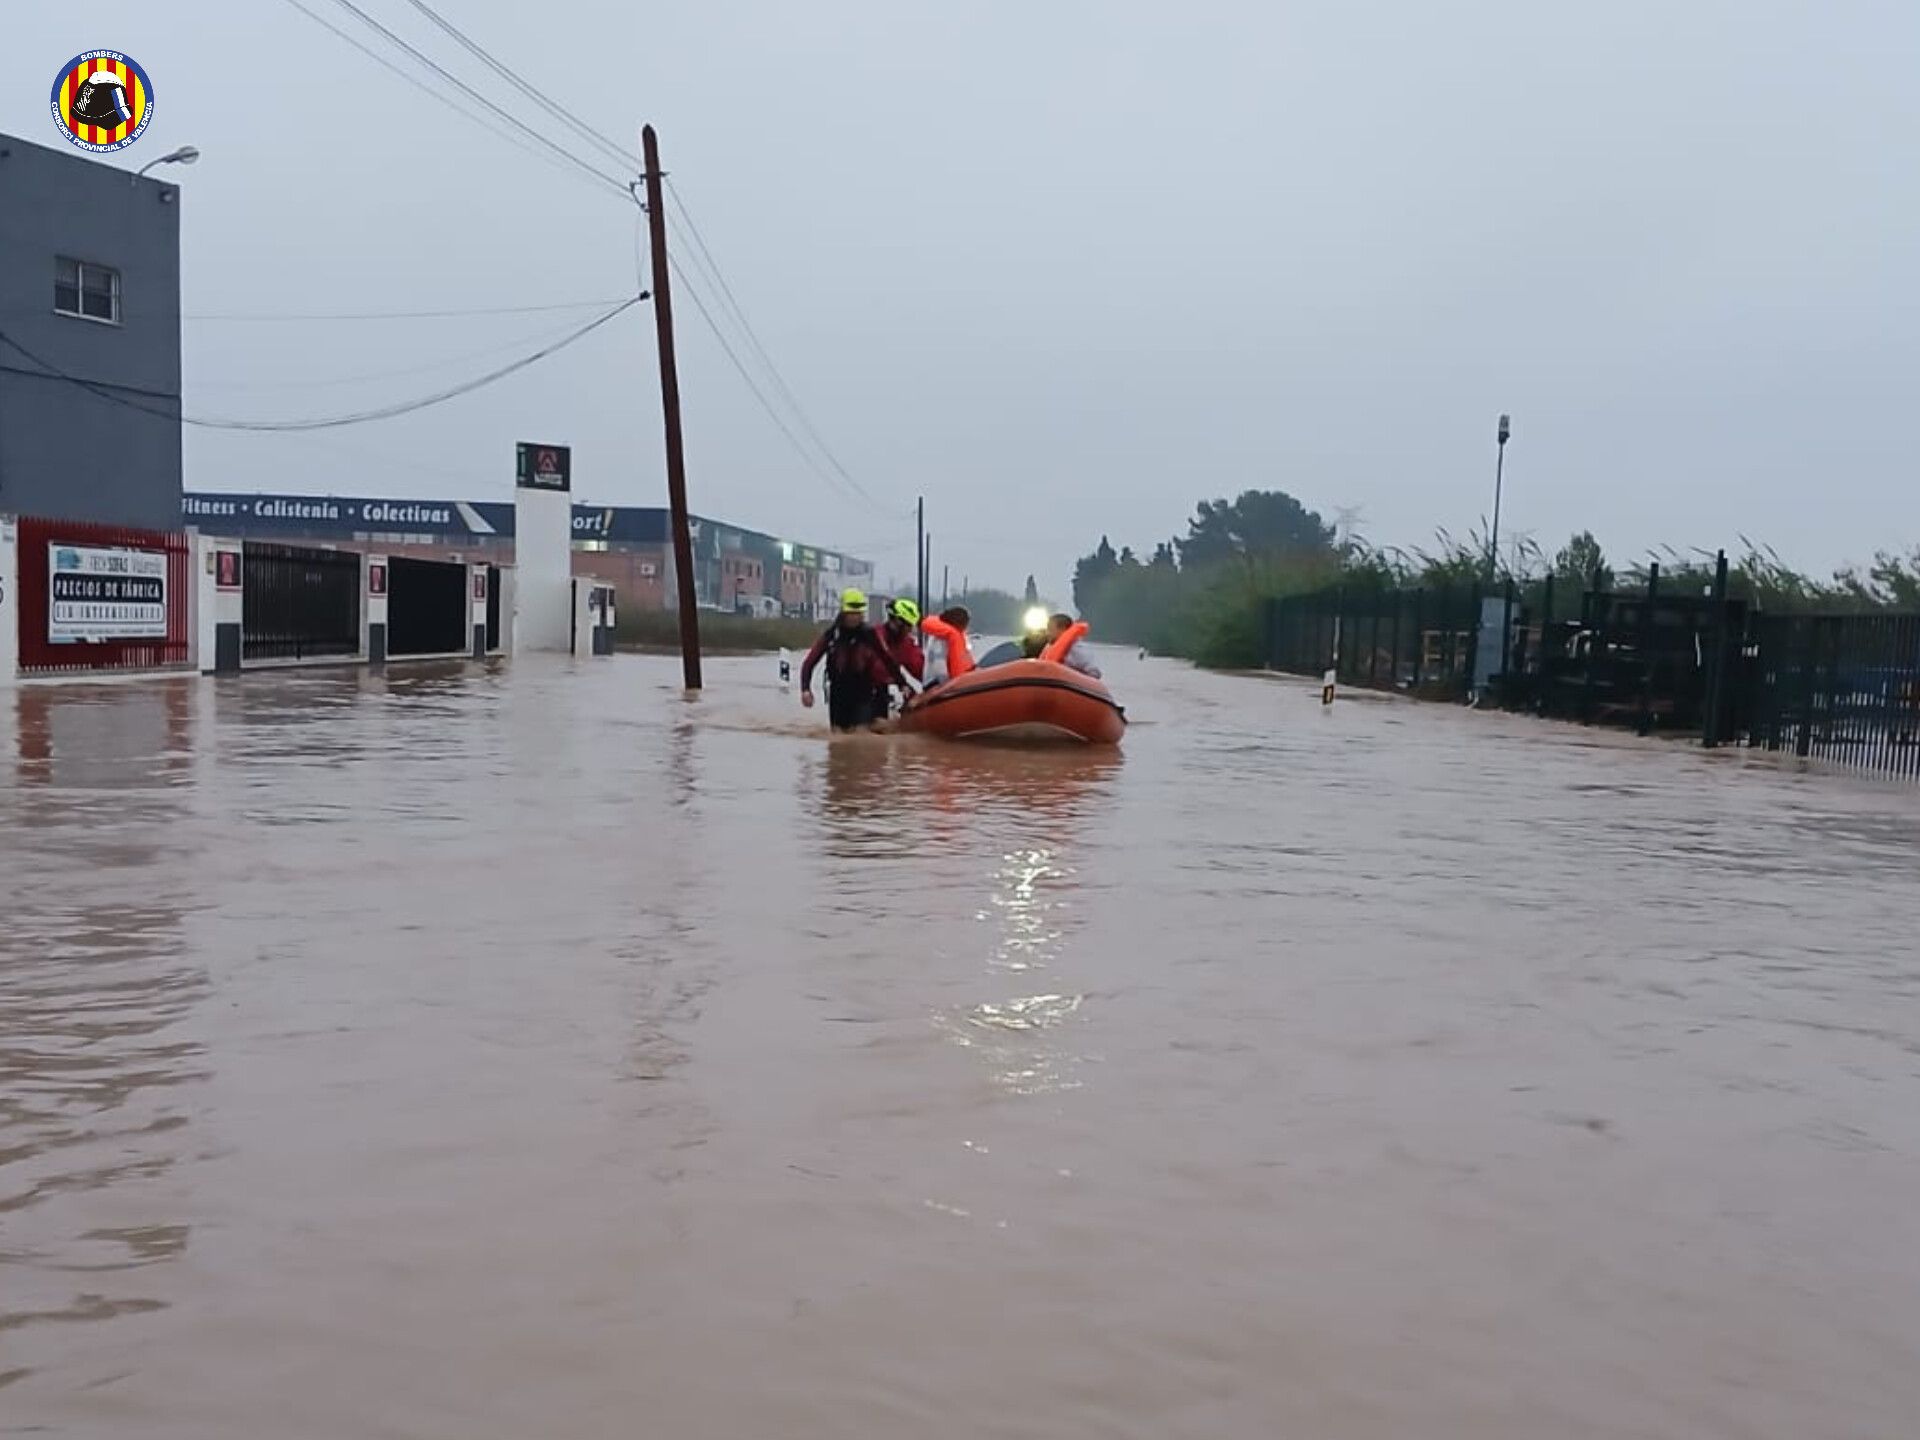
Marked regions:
[387,557,469,657]
[1736,613,1920,779]
[242,543,362,662]
[485,565,501,652]
[1266,584,1482,699]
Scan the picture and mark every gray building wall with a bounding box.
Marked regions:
[0,131,182,531]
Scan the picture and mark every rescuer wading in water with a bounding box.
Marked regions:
[800,590,915,732]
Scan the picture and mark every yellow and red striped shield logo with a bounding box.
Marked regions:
[49,50,155,154]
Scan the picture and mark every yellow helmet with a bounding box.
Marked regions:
[840,587,868,612]
[887,597,921,625]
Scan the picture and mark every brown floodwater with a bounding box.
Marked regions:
[3,652,1919,1439]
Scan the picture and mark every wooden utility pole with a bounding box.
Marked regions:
[941,564,949,610]
[642,123,702,689]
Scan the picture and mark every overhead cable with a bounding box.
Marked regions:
[396,0,641,174]
[660,251,874,510]
[311,0,632,197]
[0,297,641,432]
[187,297,636,322]
[279,0,606,186]
[665,180,880,507]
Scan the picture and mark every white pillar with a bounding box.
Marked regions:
[514,457,573,652]
[365,554,390,667]
[190,529,237,675]
[496,566,517,654]
[0,516,19,688]
[197,535,244,673]
[470,564,490,658]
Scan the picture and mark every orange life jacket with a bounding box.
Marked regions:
[1040,620,1089,665]
[920,615,975,678]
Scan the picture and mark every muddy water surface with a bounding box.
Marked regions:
[3,653,1918,1438]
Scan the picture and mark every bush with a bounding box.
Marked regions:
[616,608,824,654]
[1076,552,1341,667]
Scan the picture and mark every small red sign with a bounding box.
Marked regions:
[368,562,387,596]
[215,550,241,591]
[472,571,488,601]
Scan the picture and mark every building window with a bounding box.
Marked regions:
[55,257,120,324]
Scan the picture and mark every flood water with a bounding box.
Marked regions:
[3,652,1919,1439]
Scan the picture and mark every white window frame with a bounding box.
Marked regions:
[54,256,122,326]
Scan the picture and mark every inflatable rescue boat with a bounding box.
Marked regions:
[899,659,1126,744]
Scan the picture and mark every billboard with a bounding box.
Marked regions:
[48,544,167,642]
[515,442,571,492]
[183,493,670,545]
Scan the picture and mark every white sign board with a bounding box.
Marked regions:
[48,544,168,643]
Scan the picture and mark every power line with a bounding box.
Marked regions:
[279,0,604,186]
[663,250,871,510]
[664,180,881,506]
[305,0,633,199]
[290,0,885,514]
[193,311,628,392]
[395,0,640,175]
[0,297,642,432]
[185,297,635,322]
[633,205,867,514]
[367,0,873,508]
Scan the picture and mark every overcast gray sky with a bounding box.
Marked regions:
[7,1,1916,596]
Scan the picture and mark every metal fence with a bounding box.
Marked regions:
[242,542,362,662]
[1502,564,1751,737]
[1735,613,1920,779]
[14,515,192,674]
[1267,560,1920,783]
[1266,585,1484,699]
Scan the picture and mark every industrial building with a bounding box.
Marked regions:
[0,129,869,643]
[181,492,874,619]
[0,132,183,531]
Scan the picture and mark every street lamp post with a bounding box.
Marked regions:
[1486,413,1511,584]
[135,145,200,179]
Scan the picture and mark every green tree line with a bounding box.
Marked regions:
[1073,491,1920,668]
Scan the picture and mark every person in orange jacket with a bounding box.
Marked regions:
[919,605,975,686]
[1043,613,1101,679]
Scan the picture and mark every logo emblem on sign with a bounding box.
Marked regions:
[51,51,155,154]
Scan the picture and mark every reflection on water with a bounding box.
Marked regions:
[1,683,202,1398]
[815,734,1122,859]
[4,653,1920,1438]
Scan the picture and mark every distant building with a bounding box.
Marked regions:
[0,132,182,530]
[180,491,873,619]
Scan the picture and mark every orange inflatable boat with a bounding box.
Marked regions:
[898,659,1127,744]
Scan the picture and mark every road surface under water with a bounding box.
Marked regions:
[3,652,1918,1439]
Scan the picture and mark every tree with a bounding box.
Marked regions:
[1552,531,1614,591]
[1072,536,1119,613]
[1150,541,1177,570]
[1175,490,1336,570]
[1117,545,1139,568]
[1838,547,1920,608]
[1023,575,1039,605]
